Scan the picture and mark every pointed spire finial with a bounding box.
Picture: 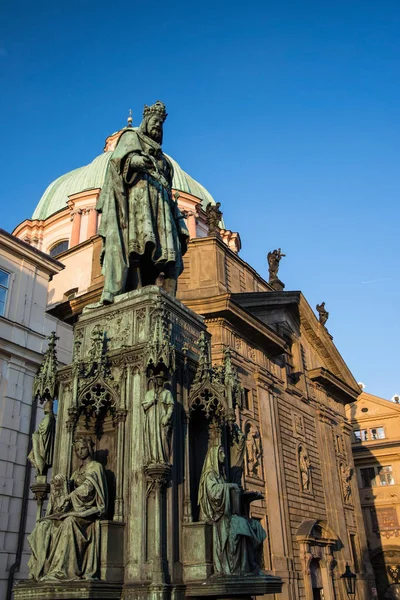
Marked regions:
[127,109,133,127]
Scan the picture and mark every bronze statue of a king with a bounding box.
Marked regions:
[96,101,189,304]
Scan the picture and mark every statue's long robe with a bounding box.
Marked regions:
[28,412,55,474]
[97,129,189,297]
[28,460,107,581]
[142,388,174,465]
[198,446,266,575]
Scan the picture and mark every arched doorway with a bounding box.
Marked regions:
[296,519,339,600]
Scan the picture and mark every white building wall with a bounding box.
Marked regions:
[0,233,72,598]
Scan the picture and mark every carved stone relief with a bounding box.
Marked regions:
[136,307,147,342]
[245,422,262,479]
[293,413,305,439]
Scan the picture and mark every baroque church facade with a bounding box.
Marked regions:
[2,122,376,599]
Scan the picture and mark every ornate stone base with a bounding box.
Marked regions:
[13,580,123,600]
[269,278,285,291]
[182,522,213,581]
[121,583,186,600]
[185,574,283,599]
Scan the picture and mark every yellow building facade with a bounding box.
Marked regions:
[347,392,400,599]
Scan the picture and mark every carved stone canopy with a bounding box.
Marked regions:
[145,299,175,376]
[188,334,240,423]
[33,332,59,403]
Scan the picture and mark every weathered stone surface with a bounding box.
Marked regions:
[27,436,107,581]
[267,249,285,284]
[182,522,213,581]
[316,301,329,327]
[185,574,283,598]
[14,580,123,599]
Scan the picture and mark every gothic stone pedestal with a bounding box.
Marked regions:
[14,287,207,600]
[14,286,282,600]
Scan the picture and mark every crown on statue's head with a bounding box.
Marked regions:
[143,101,168,123]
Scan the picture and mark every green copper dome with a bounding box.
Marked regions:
[32,150,216,221]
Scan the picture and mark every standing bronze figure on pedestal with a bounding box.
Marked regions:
[97,101,189,303]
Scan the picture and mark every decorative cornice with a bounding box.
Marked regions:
[308,367,360,405]
[0,229,64,275]
[298,295,360,391]
[185,294,286,357]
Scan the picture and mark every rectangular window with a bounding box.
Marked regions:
[300,344,308,371]
[242,388,250,410]
[378,465,394,486]
[0,268,10,317]
[360,467,377,488]
[349,534,360,573]
[286,352,295,378]
[354,429,368,442]
[354,427,386,442]
[370,427,385,440]
[360,465,394,488]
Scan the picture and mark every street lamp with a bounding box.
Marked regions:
[341,564,357,597]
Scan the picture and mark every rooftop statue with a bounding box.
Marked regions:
[267,248,285,282]
[96,101,190,303]
[205,202,222,237]
[316,301,329,327]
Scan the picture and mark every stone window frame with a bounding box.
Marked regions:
[353,426,386,443]
[241,387,252,412]
[0,266,11,318]
[348,530,362,573]
[359,464,395,488]
[48,239,69,258]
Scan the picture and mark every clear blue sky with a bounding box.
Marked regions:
[1,0,399,399]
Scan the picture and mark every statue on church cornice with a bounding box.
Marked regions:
[96,101,189,303]
[267,248,285,283]
[205,202,222,237]
[316,301,329,327]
